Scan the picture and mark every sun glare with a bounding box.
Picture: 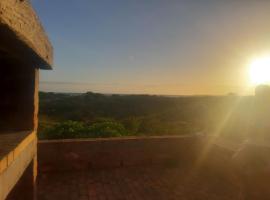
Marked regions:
[249,56,270,85]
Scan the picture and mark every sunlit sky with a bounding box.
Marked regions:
[33,0,270,95]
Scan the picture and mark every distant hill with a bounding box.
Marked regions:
[39,91,254,140]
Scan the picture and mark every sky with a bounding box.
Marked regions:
[33,0,270,95]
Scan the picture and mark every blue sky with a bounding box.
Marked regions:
[33,0,270,95]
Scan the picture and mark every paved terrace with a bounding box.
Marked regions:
[36,136,247,200]
[38,166,242,200]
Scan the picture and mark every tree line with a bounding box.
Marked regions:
[38,91,253,140]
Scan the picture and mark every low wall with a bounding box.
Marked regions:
[38,136,270,198]
[38,136,235,172]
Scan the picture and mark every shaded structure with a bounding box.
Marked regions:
[0,0,53,199]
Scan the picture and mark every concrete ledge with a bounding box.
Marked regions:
[0,131,37,200]
[0,131,36,173]
[0,0,53,69]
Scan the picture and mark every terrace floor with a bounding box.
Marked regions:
[37,166,243,200]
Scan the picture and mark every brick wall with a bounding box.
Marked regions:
[0,0,53,67]
[38,136,234,172]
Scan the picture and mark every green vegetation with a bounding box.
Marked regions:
[39,120,128,139]
[39,91,254,140]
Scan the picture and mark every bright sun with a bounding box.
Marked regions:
[249,56,270,85]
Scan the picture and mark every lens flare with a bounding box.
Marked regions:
[249,56,270,85]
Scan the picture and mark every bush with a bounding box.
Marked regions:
[87,121,128,138]
[38,120,128,139]
[39,121,88,139]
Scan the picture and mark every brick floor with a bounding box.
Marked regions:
[37,166,243,200]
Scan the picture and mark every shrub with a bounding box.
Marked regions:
[39,121,88,139]
[38,120,128,139]
[87,121,128,138]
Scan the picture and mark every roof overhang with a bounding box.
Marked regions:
[0,0,53,69]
